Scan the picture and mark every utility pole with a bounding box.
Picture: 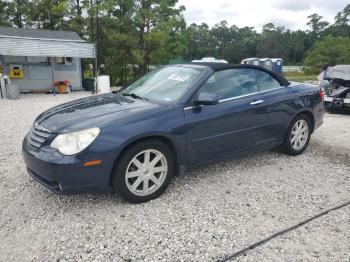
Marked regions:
[94,0,100,94]
[95,0,99,71]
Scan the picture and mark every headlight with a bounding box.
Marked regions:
[50,127,100,155]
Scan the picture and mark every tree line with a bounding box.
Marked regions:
[0,1,350,84]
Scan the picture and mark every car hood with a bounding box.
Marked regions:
[324,65,350,81]
[35,93,160,133]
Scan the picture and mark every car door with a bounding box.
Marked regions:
[252,69,292,146]
[184,68,272,165]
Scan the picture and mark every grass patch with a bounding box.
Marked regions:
[283,71,318,82]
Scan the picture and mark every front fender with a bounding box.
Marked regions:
[88,105,187,177]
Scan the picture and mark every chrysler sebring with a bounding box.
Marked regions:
[23,63,324,203]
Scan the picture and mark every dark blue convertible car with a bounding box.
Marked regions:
[23,63,324,203]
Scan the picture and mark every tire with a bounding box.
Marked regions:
[111,139,175,203]
[282,114,312,156]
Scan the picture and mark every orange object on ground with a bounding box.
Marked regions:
[58,85,67,94]
[55,80,70,94]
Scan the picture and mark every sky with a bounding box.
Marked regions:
[177,0,349,31]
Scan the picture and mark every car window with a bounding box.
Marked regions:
[197,69,259,100]
[121,66,203,103]
[254,70,281,91]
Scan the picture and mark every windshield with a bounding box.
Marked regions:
[121,66,203,103]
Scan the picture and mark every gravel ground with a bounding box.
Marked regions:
[0,93,349,262]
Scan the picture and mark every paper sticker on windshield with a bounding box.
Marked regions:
[168,74,189,82]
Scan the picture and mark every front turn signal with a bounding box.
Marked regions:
[83,160,102,167]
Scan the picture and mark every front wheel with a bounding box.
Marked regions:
[112,140,175,203]
[282,114,311,156]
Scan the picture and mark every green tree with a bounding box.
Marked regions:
[283,30,311,64]
[81,0,106,75]
[306,13,329,38]
[334,4,350,26]
[257,23,286,58]
[304,36,350,72]
[0,0,11,26]
[262,23,275,32]
[326,4,350,37]
[211,21,232,57]
[133,0,186,74]
[186,23,213,60]
[28,0,69,30]
[5,0,31,27]
[103,0,136,85]
[67,0,85,36]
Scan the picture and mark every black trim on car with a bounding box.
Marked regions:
[189,62,290,87]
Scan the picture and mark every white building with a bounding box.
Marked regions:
[0,26,95,92]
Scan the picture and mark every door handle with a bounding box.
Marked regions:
[250,99,264,105]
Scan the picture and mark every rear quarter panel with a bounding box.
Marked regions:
[258,82,324,145]
[288,82,324,131]
[288,82,324,130]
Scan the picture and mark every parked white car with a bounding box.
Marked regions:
[192,57,228,63]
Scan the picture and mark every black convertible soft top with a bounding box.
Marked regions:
[189,62,290,86]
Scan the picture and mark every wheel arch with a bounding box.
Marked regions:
[109,135,181,187]
[283,110,315,143]
[294,110,315,133]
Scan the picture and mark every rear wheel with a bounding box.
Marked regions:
[112,140,175,203]
[282,114,311,156]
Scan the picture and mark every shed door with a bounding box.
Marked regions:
[28,66,53,91]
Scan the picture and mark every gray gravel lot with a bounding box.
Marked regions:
[0,92,349,262]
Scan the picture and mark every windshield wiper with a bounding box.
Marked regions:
[122,93,148,101]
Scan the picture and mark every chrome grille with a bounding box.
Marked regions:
[28,123,51,148]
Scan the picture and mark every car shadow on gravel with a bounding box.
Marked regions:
[29,140,348,209]
[309,140,350,167]
[28,150,278,208]
[184,150,278,178]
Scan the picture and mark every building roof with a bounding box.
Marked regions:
[189,62,290,86]
[0,26,95,58]
[0,26,83,41]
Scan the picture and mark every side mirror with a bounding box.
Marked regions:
[112,86,124,94]
[193,92,219,106]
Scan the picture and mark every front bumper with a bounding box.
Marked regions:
[22,136,114,194]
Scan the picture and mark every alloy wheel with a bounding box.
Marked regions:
[125,149,168,196]
[290,119,309,151]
